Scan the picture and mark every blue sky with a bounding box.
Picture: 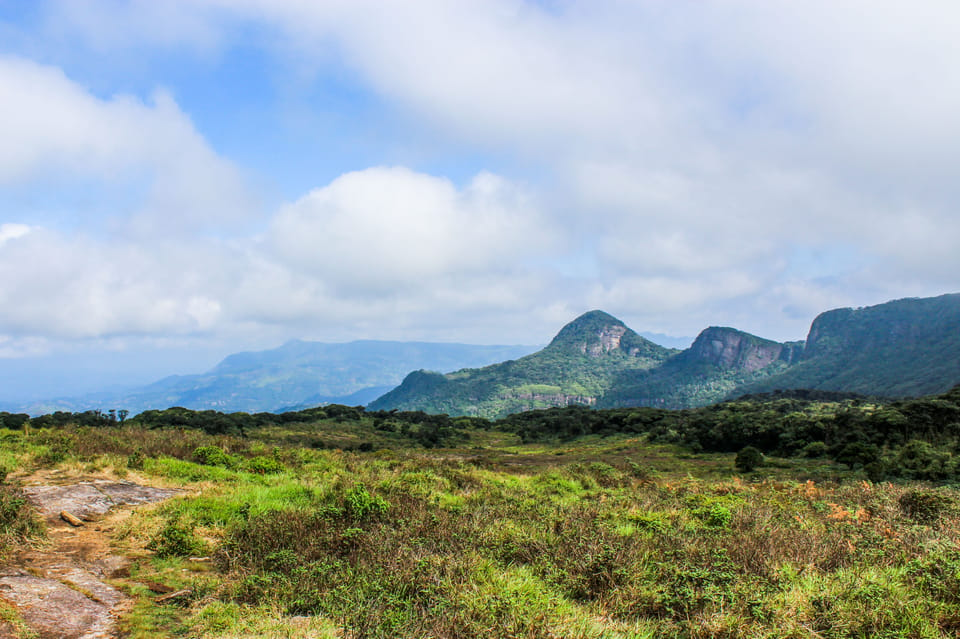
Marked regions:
[1,1,959,399]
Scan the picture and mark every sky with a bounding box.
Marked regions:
[1,1,959,400]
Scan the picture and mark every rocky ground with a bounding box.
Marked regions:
[0,474,179,639]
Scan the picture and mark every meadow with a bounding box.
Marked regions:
[0,407,958,638]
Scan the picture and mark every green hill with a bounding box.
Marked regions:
[368,311,677,418]
[372,294,960,417]
[737,293,960,398]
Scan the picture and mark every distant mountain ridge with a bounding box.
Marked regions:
[372,294,960,416]
[9,340,538,415]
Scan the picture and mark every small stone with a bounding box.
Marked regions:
[155,588,192,603]
[60,511,84,527]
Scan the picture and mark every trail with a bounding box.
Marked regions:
[0,474,180,639]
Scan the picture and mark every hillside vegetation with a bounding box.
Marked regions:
[741,293,960,397]
[373,294,960,417]
[2,387,959,637]
[370,311,676,418]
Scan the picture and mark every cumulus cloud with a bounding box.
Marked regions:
[0,56,253,233]
[270,167,552,293]
[0,224,31,246]
[0,225,226,338]
[3,1,960,348]
[0,166,559,343]
[172,0,960,330]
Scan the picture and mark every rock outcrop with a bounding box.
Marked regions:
[686,327,801,373]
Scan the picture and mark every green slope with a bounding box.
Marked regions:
[373,294,960,416]
[369,311,677,418]
[738,294,960,398]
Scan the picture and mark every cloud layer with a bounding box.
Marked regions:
[1,1,959,360]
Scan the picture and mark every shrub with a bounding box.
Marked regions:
[0,484,45,546]
[193,445,235,468]
[735,446,763,472]
[835,442,880,469]
[148,518,206,558]
[802,441,828,458]
[898,489,956,524]
[627,510,668,533]
[126,448,145,470]
[693,503,733,528]
[893,440,953,480]
[345,483,389,521]
[244,456,285,475]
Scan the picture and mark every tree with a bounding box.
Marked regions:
[735,446,763,472]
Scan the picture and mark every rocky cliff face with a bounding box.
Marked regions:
[580,324,627,357]
[547,310,674,360]
[687,327,796,373]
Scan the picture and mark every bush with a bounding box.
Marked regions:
[0,484,45,557]
[244,456,285,475]
[148,518,206,558]
[126,448,145,470]
[835,442,880,469]
[893,440,953,480]
[345,483,389,521]
[801,441,828,458]
[898,489,956,524]
[693,503,733,528]
[194,445,235,468]
[735,446,763,472]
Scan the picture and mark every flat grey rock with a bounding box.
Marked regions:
[23,480,180,520]
[0,572,117,639]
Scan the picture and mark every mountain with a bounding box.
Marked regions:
[736,293,960,397]
[371,294,960,418]
[599,327,803,409]
[368,311,677,418]
[10,340,538,415]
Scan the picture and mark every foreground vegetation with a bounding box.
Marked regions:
[1,389,959,637]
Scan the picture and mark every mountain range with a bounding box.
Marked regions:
[7,341,538,415]
[371,294,960,418]
[7,293,958,418]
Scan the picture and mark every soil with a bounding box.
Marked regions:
[0,473,180,639]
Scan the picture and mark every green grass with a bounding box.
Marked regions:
[1,418,959,638]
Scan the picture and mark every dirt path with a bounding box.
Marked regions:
[0,475,180,639]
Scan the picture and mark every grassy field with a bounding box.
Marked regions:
[1,419,958,638]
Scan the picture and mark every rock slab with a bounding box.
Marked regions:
[0,571,119,639]
[23,480,180,520]
[1,479,182,638]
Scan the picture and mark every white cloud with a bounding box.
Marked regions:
[3,1,960,350]
[0,56,254,233]
[0,226,227,338]
[0,166,561,344]
[270,167,553,293]
[0,224,31,246]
